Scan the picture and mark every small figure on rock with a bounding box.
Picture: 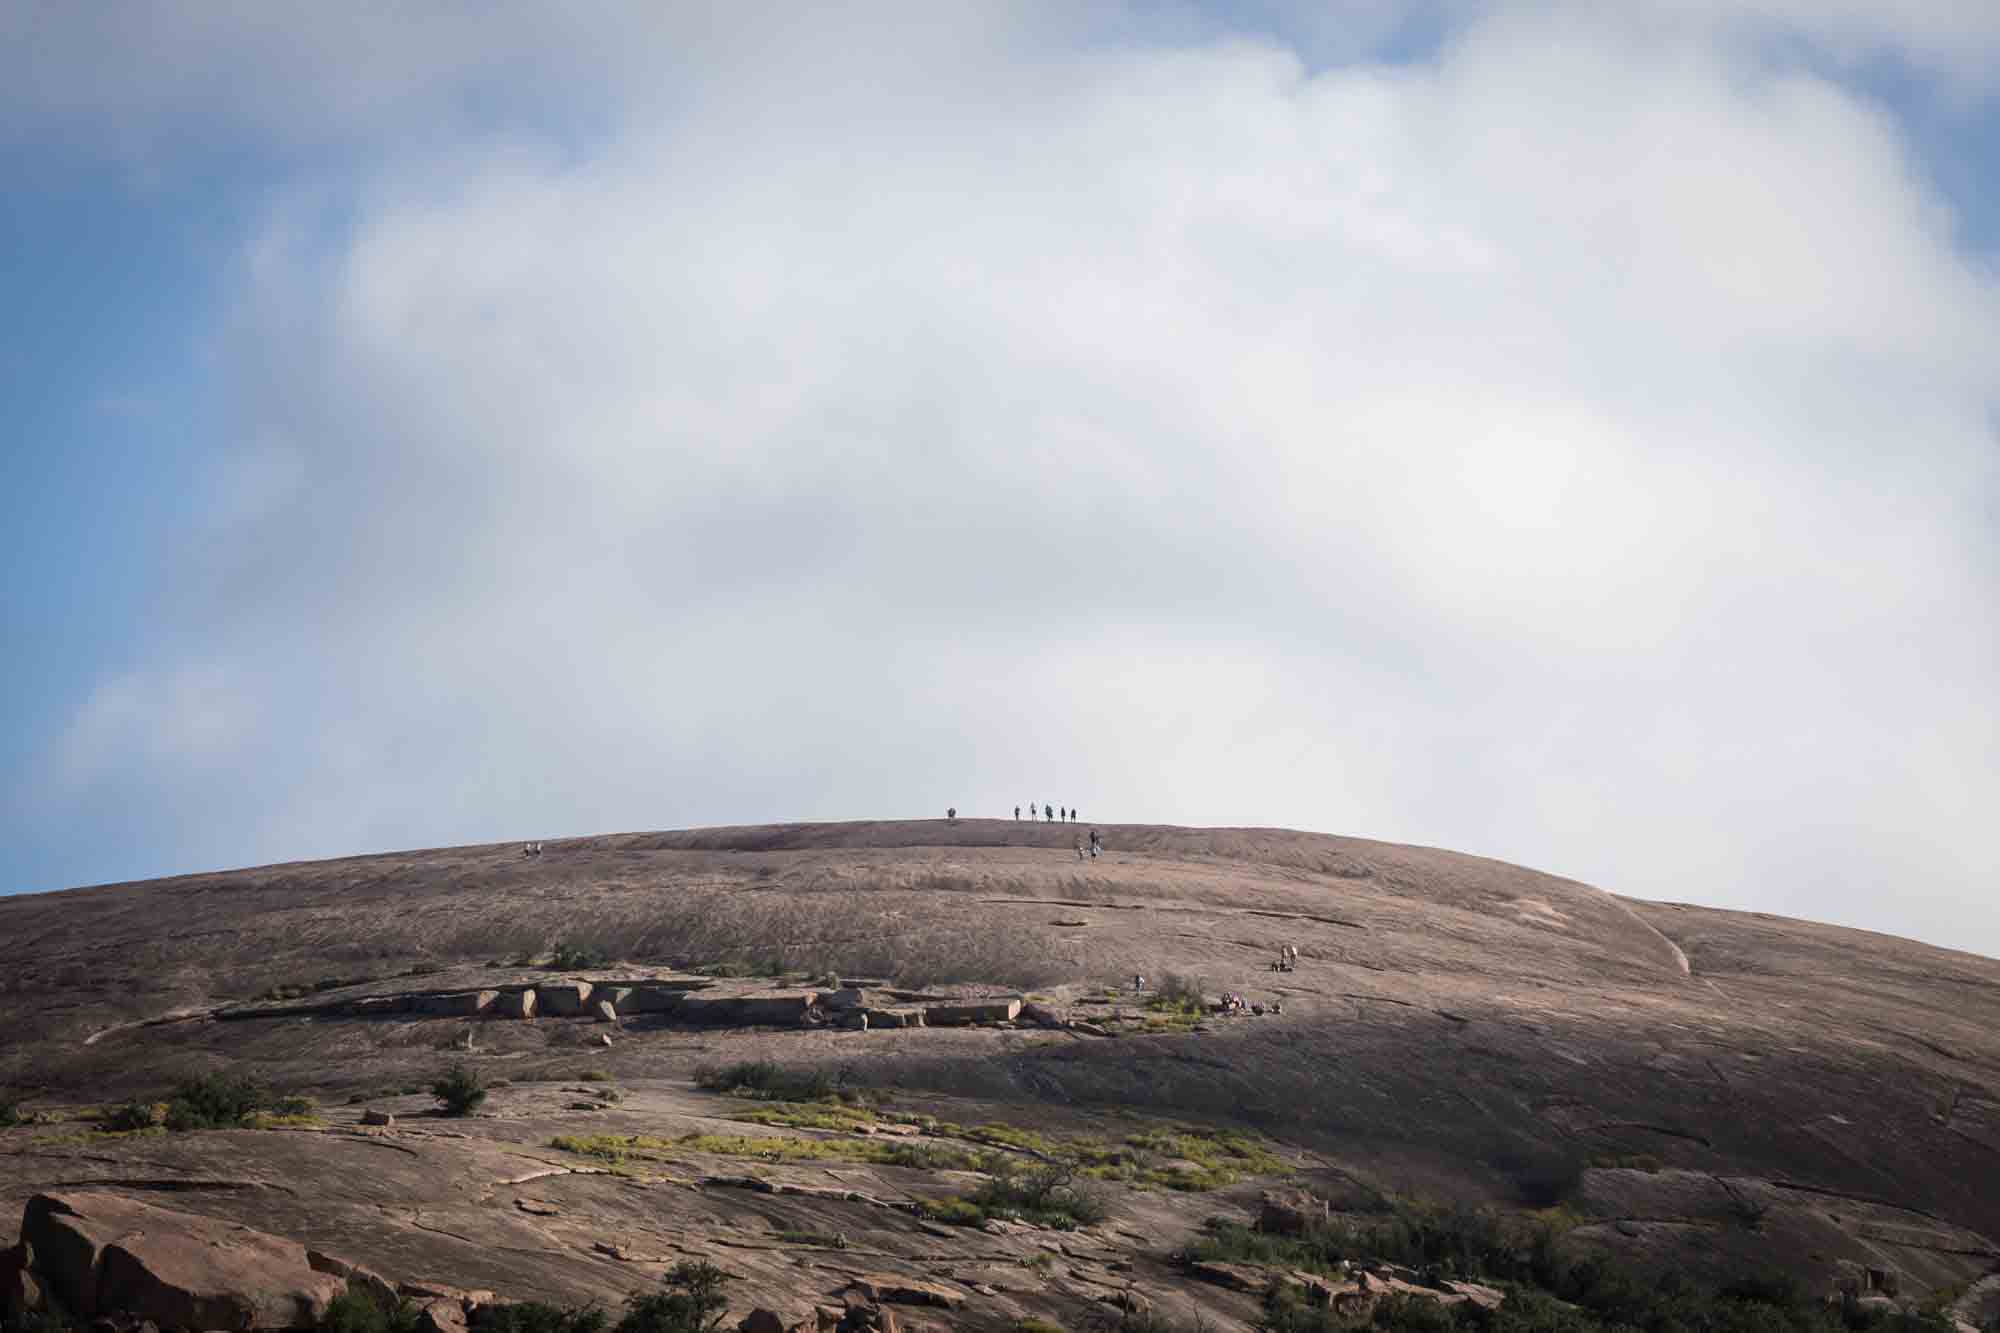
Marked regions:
[1014,805,1021,820]
[1045,803,1054,821]
[947,806,957,821]
[1075,836,1085,861]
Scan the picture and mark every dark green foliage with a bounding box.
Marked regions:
[104,1101,165,1131]
[165,1072,271,1129]
[472,1303,608,1333]
[432,1062,487,1116]
[974,1158,1107,1229]
[318,1290,423,1333]
[546,943,608,970]
[0,1098,20,1128]
[693,1061,864,1104]
[1152,973,1206,1014]
[1220,1202,1959,1333]
[613,1261,729,1333]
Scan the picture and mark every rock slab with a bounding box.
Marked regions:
[923,999,1021,1026]
[536,981,594,1016]
[24,1190,345,1329]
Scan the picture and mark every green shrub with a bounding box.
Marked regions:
[546,943,608,970]
[973,1158,1107,1229]
[432,1063,487,1117]
[614,1261,729,1333]
[318,1289,423,1333]
[471,1304,607,1333]
[165,1072,271,1129]
[1216,1199,1962,1333]
[693,1061,861,1104]
[1151,973,1206,1015]
[105,1101,168,1131]
[0,1099,21,1128]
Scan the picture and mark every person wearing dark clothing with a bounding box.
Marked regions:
[1044,804,1053,821]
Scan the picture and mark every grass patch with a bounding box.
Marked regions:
[772,1228,850,1249]
[28,1125,168,1148]
[549,1131,986,1171]
[728,1101,878,1132]
[577,1070,613,1083]
[248,1111,326,1129]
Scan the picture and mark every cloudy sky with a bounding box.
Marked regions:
[3,2,1995,957]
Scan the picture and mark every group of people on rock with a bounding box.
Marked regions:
[1271,943,1299,972]
[520,841,545,858]
[1017,803,1079,822]
[1073,828,1103,860]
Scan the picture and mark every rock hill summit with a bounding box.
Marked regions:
[2,820,1996,1332]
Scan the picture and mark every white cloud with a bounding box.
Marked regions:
[20,4,2000,956]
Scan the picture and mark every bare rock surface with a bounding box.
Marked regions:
[2,819,1999,1327]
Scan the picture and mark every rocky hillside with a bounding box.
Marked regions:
[2,820,1997,1332]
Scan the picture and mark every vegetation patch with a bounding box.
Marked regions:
[694,1061,870,1105]
[432,1063,487,1117]
[550,1130,985,1171]
[545,943,609,970]
[728,1100,879,1132]
[471,1305,608,1333]
[318,1289,422,1333]
[772,1228,850,1249]
[1186,1199,1959,1333]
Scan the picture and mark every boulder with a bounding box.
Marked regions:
[305,1253,397,1312]
[1258,1186,1329,1236]
[620,986,685,1015]
[360,1110,394,1127]
[1019,1003,1063,1028]
[844,1275,964,1310]
[923,999,1022,1026]
[596,987,634,1013]
[535,981,594,1016]
[680,993,821,1026]
[592,999,620,1024]
[417,1298,468,1333]
[861,1008,923,1029]
[1443,1280,1505,1311]
[1187,1260,1266,1293]
[824,988,871,1010]
[24,1190,345,1328]
[411,991,496,1017]
[495,990,537,1020]
[739,1311,786,1333]
[3,1242,44,1319]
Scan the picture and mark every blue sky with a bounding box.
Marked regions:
[3,2,1996,958]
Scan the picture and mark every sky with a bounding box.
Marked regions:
[2,2,1995,958]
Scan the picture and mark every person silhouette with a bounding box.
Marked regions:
[1044,803,1053,822]
[1014,805,1021,820]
